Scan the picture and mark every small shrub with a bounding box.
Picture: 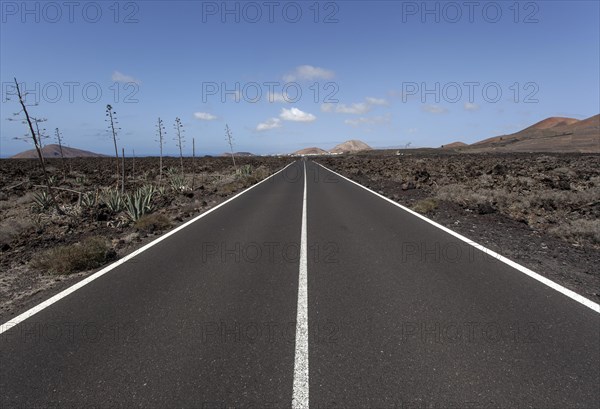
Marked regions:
[31,236,116,275]
[215,174,236,186]
[412,198,438,214]
[16,191,36,207]
[218,180,243,196]
[478,174,495,188]
[0,219,35,247]
[436,184,489,207]
[180,201,200,216]
[134,213,172,233]
[253,165,270,180]
[550,219,600,245]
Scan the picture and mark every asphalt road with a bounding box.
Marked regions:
[1,159,598,409]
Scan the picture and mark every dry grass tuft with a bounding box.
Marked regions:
[0,219,35,247]
[31,236,116,275]
[134,213,172,233]
[550,219,600,245]
[412,198,439,214]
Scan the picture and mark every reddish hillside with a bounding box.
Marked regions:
[220,152,255,157]
[467,114,599,153]
[565,114,599,131]
[293,147,329,155]
[523,117,580,131]
[329,140,373,153]
[11,144,106,159]
[441,141,467,149]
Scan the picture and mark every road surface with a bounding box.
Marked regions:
[1,160,598,408]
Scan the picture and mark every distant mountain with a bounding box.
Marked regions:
[293,147,329,155]
[562,114,600,132]
[221,152,255,157]
[330,139,373,153]
[292,140,373,155]
[441,141,467,149]
[522,117,580,131]
[11,144,106,159]
[460,114,599,153]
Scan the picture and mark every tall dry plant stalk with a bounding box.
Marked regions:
[225,124,237,172]
[10,78,62,214]
[106,104,121,187]
[174,117,185,175]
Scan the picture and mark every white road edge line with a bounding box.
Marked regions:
[0,161,297,335]
[292,161,309,409]
[316,162,600,314]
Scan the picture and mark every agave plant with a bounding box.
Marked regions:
[236,164,253,177]
[156,185,167,196]
[47,175,59,186]
[169,174,190,193]
[32,191,52,212]
[141,170,151,182]
[124,187,155,221]
[75,176,88,186]
[101,188,124,214]
[80,191,98,208]
[139,184,157,197]
[164,167,178,177]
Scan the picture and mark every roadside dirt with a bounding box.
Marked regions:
[0,156,291,322]
[319,152,600,303]
[2,152,598,323]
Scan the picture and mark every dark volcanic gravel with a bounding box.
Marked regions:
[319,152,600,303]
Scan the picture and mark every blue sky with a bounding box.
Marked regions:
[1,0,598,156]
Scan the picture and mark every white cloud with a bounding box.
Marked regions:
[336,102,371,115]
[283,65,335,82]
[321,102,369,114]
[268,92,291,103]
[256,118,282,131]
[112,71,140,84]
[344,114,391,127]
[321,97,388,115]
[321,103,335,113]
[280,107,316,122]
[365,97,388,106]
[421,104,448,114]
[194,112,217,120]
[464,102,479,111]
[388,89,417,101]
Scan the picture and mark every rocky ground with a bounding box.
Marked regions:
[1,152,598,322]
[319,152,600,303]
[0,156,291,322]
